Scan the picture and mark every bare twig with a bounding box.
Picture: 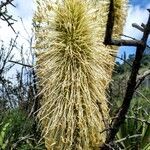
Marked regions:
[135,70,150,89]
[120,34,138,41]
[126,116,150,125]
[100,7,150,150]
[1,14,16,33]
[103,0,114,45]
[0,0,16,33]
[8,60,33,68]
[0,35,18,76]
[103,0,144,47]
[111,54,132,68]
[115,134,142,143]
[132,23,144,32]
[135,90,150,104]
[120,34,150,48]
[108,39,144,47]
[0,0,14,9]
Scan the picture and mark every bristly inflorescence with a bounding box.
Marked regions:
[33,0,127,149]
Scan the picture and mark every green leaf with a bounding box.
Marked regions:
[141,123,150,149]
[143,142,150,150]
[0,122,10,148]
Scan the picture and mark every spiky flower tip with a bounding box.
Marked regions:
[33,0,127,149]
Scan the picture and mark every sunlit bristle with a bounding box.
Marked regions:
[33,0,127,149]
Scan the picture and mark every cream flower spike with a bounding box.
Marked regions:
[33,0,128,149]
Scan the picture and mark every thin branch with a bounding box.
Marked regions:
[0,0,16,33]
[0,0,14,9]
[121,34,150,48]
[111,54,132,68]
[28,68,39,117]
[132,23,144,32]
[8,60,33,68]
[135,70,150,89]
[146,44,150,49]
[0,35,18,76]
[103,0,114,45]
[100,8,150,150]
[115,134,142,143]
[135,90,150,104]
[1,14,16,33]
[141,23,146,29]
[126,116,150,125]
[109,39,144,47]
[103,0,145,47]
[120,34,138,41]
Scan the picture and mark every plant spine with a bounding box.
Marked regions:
[33,0,127,149]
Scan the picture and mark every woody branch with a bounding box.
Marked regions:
[100,1,150,149]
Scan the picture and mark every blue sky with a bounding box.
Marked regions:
[0,0,35,57]
[0,0,150,62]
[118,0,150,61]
[0,0,35,79]
[131,0,149,7]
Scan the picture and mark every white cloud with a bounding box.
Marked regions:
[118,3,150,60]
[0,0,36,80]
[0,1,150,63]
[0,0,35,38]
[0,0,35,62]
[1,1,150,46]
[123,4,150,40]
[13,0,36,18]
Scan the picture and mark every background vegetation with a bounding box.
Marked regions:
[0,0,149,149]
[109,51,150,149]
[0,42,149,149]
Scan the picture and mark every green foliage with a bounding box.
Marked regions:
[0,122,10,149]
[141,54,150,68]
[111,54,150,149]
[111,83,150,149]
[114,53,150,75]
[0,109,45,150]
[116,97,150,149]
